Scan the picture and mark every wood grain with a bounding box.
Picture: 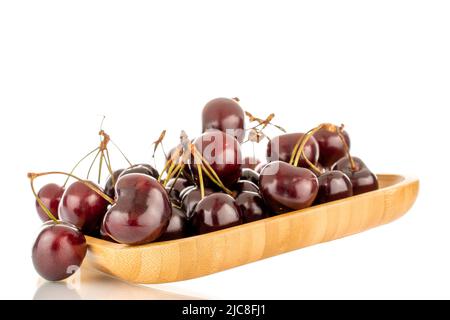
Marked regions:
[86,174,419,284]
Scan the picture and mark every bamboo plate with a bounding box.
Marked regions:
[86,174,419,284]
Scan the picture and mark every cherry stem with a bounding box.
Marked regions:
[195,154,205,199]
[98,151,104,184]
[29,176,58,223]
[28,171,115,205]
[110,139,133,167]
[87,149,101,180]
[63,147,99,187]
[302,150,323,175]
[290,124,326,167]
[104,148,115,185]
[337,127,357,171]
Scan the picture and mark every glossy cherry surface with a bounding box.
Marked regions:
[314,171,353,204]
[313,128,351,168]
[202,97,245,143]
[240,168,260,185]
[259,161,319,214]
[32,221,87,281]
[235,180,259,194]
[165,178,191,206]
[181,187,214,219]
[254,162,267,173]
[332,156,367,172]
[35,183,64,222]
[104,169,124,199]
[191,193,243,235]
[157,205,188,241]
[103,174,172,245]
[119,164,159,180]
[267,133,320,168]
[59,181,109,234]
[235,191,268,222]
[341,168,379,195]
[242,156,261,170]
[192,130,242,188]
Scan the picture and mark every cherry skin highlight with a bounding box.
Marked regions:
[314,171,353,204]
[259,161,319,214]
[267,133,320,168]
[35,183,64,222]
[103,173,172,245]
[181,187,215,219]
[202,97,245,143]
[235,180,259,194]
[235,191,268,222]
[119,164,159,180]
[191,193,243,235]
[313,128,351,169]
[240,168,260,185]
[165,178,191,206]
[157,205,189,241]
[32,221,87,281]
[59,181,109,234]
[104,169,124,199]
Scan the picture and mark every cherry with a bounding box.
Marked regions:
[314,171,353,204]
[259,161,319,214]
[254,162,267,173]
[35,183,64,222]
[179,185,197,201]
[191,193,243,235]
[240,168,260,185]
[313,128,351,168]
[191,130,242,188]
[103,173,172,245]
[235,191,268,222]
[242,156,261,170]
[59,181,109,234]
[235,180,259,194]
[157,205,188,241]
[32,221,87,281]
[104,169,124,199]
[267,133,320,168]
[202,97,245,143]
[332,156,367,172]
[119,164,159,180]
[165,178,192,206]
[99,222,115,242]
[181,186,214,219]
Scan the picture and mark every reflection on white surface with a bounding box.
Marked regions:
[34,267,202,300]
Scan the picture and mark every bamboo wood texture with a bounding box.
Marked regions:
[86,174,419,284]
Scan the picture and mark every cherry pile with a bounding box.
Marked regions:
[29,97,379,281]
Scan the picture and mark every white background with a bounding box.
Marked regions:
[0,0,449,299]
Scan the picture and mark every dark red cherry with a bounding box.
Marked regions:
[179,185,197,201]
[157,206,188,241]
[331,156,367,172]
[202,97,245,143]
[104,169,124,199]
[192,131,242,188]
[314,171,353,204]
[165,178,191,206]
[267,133,320,168]
[313,128,351,169]
[35,183,64,222]
[259,161,319,214]
[254,162,267,173]
[99,222,115,242]
[242,156,261,170]
[119,164,159,180]
[240,168,260,185]
[191,193,243,235]
[32,221,87,281]
[59,181,109,234]
[103,174,172,245]
[342,168,379,195]
[181,187,214,219]
[235,191,268,222]
[235,180,259,194]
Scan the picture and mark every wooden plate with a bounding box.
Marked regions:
[86,174,419,284]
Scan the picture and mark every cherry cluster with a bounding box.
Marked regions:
[29,97,378,282]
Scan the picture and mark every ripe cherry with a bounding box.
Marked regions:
[157,205,188,241]
[181,187,214,219]
[202,97,245,143]
[59,181,109,234]
[35,184,64,222]
[259,161,319,214]
[267,133,319,168]
[235,180,259,194]
[332,156,367,172]
[254,162,267,173]
[235,191,268,222]
[104,169,124,199]
[191,130,242,188]
[314,171,353,204]
[32,221,87,281]
[313,128,351,169]
[103,173,172,245]
[119,164,159,180]
[165,178,191,206]
[332,156,378,195]
[240,168,260,185]
[191,193,243,235]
